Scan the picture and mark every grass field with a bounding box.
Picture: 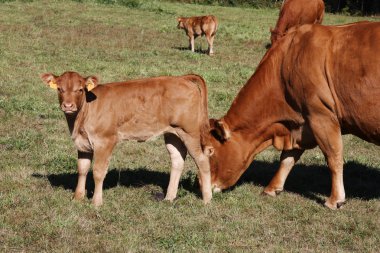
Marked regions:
[0,0,379,252]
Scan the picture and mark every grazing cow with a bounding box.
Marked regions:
[270,0,324,45]
[177,15,218,55]
[208,22,380,209]
[40,72,213,206]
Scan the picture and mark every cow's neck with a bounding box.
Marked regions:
[222,44,302,168]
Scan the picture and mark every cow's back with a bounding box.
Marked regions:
[282,22,380,144]
[274,0,324,35]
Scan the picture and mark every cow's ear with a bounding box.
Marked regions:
[211,119,231,142]
[270,27,274,33]
[177,17,182,22]
[40,73,58,90]
[203,145,215,157]
[85,76,98,91]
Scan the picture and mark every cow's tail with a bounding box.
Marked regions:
[184,74,212,155]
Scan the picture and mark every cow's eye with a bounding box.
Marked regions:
[78,88,84,93]
[57,87,63,93]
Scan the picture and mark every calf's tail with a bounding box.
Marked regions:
[184,74,212,154]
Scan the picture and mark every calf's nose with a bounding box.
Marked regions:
[63,103,74,109]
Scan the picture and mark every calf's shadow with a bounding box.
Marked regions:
[172,46,209,55]
[33,161,380,204]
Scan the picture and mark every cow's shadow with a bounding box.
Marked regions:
[234,160,380,204]
[33,161,380,204]
[172,46,209,55]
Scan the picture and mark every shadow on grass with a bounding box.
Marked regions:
[33,161,380,204]
[32,167,198,199]
[172,46,209,55]
[234,160,380,204]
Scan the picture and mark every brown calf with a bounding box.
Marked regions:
[270,0,324,44]
[41,72,213,206]
[209,22,380,209]
[177,15,218,55]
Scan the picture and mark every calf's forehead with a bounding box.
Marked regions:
[57,72,85,88]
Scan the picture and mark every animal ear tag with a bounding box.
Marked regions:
[86,80,96,91]
[48,80,58,90]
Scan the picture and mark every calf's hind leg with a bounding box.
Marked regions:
[180,133,212,203]
[164,133,187,201]
[205,34,215,55]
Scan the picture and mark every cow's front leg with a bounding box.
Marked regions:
[92,139,116,207]
[74,151,93,201]
[263,149,304,197]
[164,133,187,201]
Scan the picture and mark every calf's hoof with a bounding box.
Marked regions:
[92,197,103,208]
[202,194,212,204]
[73,191,85,201]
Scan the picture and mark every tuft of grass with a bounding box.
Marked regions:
[0,0,379,252]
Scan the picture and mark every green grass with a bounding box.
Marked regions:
[0,0,379,252]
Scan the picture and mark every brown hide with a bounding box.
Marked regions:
[177,15,218,55]
[210,22,380,209]
[41,72,212,206]
[270,0,324,44]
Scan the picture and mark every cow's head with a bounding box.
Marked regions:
[40,71,98,115]
[208,118,247,193]
[177,17,186,29]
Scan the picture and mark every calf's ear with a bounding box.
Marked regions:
[85,76,98,91]
[40,73,58,89]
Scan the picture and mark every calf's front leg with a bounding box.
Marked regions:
[92,139,116,207]
[74,151,93,201]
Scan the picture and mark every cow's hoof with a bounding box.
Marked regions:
[262,187,282,197]
[324,199,346,210]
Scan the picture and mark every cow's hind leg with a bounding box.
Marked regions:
[179,132,212,203]
[91,139,116,207]
[74,151,93,201]
[263,149,304,197]
[164,133,187,201]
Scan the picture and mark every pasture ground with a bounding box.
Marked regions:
[0,0,379,252]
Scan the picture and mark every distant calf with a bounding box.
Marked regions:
[177,15,218,55]
[270,0,324,44]
[41,71,213,206]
